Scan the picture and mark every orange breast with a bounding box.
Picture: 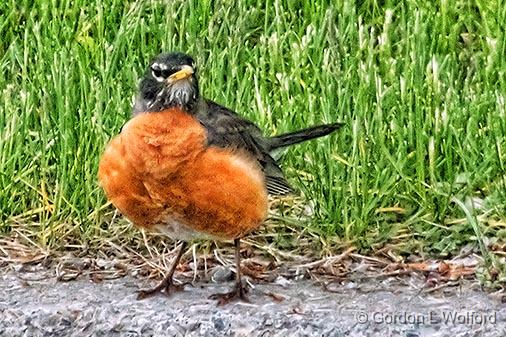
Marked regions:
[98,108,268,240]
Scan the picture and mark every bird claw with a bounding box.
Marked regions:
[209,282,250,305]
[137,280,188,300]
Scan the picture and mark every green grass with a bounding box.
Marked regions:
[1,0,505,272]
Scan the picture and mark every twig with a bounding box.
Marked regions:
[422,281,461,294]
[294,247,355,269]
[350,253,390,266]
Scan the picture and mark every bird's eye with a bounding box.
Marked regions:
[151,65,177,81]
[151,66,162,79]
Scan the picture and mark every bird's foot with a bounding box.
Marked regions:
[137,278,186,300]
[209,282,250,305]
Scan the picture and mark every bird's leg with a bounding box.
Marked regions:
[137,241,188,300]
[210,238,249,305]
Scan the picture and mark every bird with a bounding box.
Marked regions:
[98,52,342,303]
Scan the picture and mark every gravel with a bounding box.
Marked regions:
[0,269,504,337]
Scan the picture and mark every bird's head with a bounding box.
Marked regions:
[134,52,199,114]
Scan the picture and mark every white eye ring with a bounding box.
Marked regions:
[151,71,165,82]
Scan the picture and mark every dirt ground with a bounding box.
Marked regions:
[0,266,504,337]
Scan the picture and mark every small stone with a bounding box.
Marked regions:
[274,276,291,288]
[211,266,233,283]
[212,317,225,331]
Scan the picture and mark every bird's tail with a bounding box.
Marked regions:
[267,122,343,151]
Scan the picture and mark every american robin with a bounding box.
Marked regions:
[98,52,342,303]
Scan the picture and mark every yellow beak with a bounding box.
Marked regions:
[167,65,194,82]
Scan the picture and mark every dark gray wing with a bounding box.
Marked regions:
[195,99,293,195]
